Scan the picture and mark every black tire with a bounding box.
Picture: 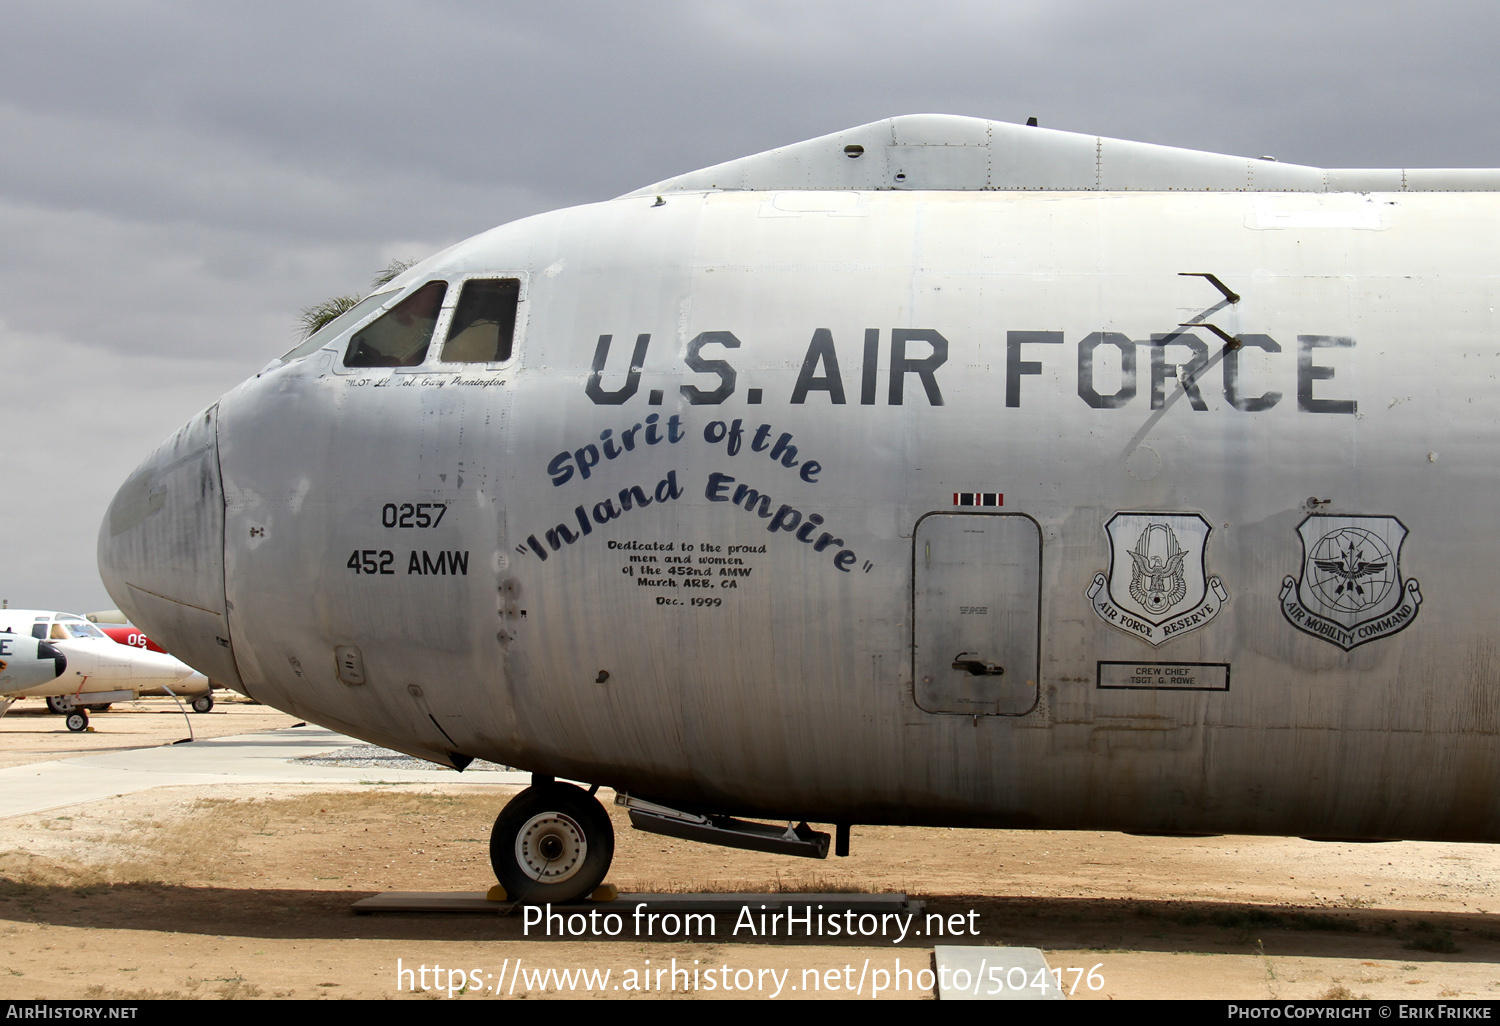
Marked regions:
[489,783,614,904]
[45,696,71,715]
[86,704,111,713]
[65,710,88,732]
[191,695,214,713]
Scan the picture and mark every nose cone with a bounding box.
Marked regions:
[97,405,243,688]
[0,637,66,693]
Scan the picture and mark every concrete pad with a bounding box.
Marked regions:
[935,945,1065,1000]
[353,890,923,915]
[0,724,532,819]
[353,891,505,913]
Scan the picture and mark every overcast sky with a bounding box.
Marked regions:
[4,0,1498,612]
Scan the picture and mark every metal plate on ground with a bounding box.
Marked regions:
[353,891,503,914]
[586,892,923,914]
[934,946,1064,1000]
[353,890,922,915]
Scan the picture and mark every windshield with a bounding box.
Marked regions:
[54,618,107,640]
[279,289,399,364]
[441,278,520,363]
[344,281,448,367]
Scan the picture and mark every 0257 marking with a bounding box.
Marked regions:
[381,502,448,529]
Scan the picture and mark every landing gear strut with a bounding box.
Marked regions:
[490,781,614,904]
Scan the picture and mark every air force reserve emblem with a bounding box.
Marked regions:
[1087,512,1228,645]
[1281,514,1422,650]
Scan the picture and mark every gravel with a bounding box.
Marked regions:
[294,742,517,772]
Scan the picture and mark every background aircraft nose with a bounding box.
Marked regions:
[97,404,243,688]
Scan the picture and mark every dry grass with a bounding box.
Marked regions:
[0,804,275,889]
[84,978,283,1000]
[0,850,120,891]
[0,789,504,890]
[83,985,190,1000]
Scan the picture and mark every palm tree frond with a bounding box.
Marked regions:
[294,258,421,341]
[371,258,418,290]
[297,294,362,339]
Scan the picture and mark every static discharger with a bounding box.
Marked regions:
[1178,271,1241,305]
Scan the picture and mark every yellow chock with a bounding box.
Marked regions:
[590,883,619,902]
[486,884,508,901]
[85,727,96,733]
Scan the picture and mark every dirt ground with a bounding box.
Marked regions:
[0,693,300,768]
[0,698,1497,1001]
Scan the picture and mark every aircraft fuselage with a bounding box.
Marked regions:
[101,123,1500,847]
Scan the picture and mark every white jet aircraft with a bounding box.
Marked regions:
[0,610,211,730]
[98,115,1500,902]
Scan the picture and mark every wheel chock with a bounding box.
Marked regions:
[485,884,508,901]
[590,884,618,902]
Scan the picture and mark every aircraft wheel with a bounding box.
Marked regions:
[45,696,72,715]
[191,695,214,714]
[65,710,88,732]
[490,783,614,904]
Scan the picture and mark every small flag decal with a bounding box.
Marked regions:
[953,492,1003,507]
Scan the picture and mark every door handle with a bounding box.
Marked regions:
[952,653,1004,676]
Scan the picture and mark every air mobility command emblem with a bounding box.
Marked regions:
[1088,512,1228,645]
[1280,515,1421,650]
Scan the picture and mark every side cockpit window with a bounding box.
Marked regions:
[440,278,519,364]
[343,280,448,368]
[279,289,396,364]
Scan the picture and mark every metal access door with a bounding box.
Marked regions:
[914,513,1042,715]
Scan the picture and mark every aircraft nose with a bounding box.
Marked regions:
[97,404,243,688]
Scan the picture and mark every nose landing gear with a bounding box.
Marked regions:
[490,781,614,904]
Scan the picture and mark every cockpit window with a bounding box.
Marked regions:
[55,620,106,640]
[440,279,519,364]
[279,289,398,364]
[343,280,448,368]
